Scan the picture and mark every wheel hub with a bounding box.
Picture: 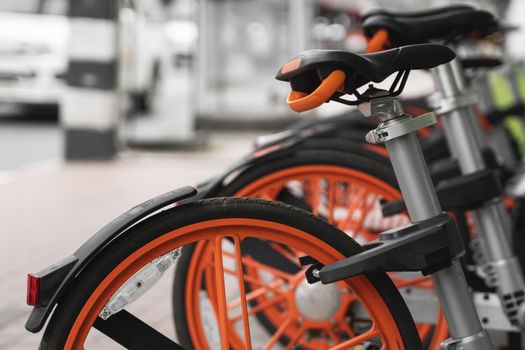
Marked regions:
[294,278,342,321]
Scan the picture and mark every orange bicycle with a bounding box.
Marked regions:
[26,38,498,349]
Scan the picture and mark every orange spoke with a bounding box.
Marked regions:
[224,267,286,294]
[329,328,380,350]
[239,256,296,281]
[263,318,294,350]
[222,249,300,278]
[283,326,307,350]
[205,264,219,318]
[308,179,321,216]
[269,243,298,262]
[213,237,230,350]
[229,294,287,322]
[326,179,337,224]
[341,187,367,230]
[344,192,379,238]
[258,185,284,200]
[228,278,287,309]
[232,236,252,349]
[339,319,356,338]
[355,195,378,231]
[327,328,341,344]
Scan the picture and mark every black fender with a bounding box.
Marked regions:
[25,186,198,333]
[252,110,371,149]
[194,136,391,200]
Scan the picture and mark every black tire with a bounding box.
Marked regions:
[215,149,398,196]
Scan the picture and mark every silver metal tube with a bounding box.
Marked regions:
[449,58,488,150]
[384,133,441,222]
[432,259,487,339]
[433,61,486,174]
[443,108,486,173]
[495,201,513,240]
[385,131,489,343]
[472,200,514,261]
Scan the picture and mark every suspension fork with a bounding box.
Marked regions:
[433,58,525,328]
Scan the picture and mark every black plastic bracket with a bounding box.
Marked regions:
[299,256,324,284]
[382,169,502,217]
[307,213,464,285]
[435,169,502,211]
[428,158,461,184]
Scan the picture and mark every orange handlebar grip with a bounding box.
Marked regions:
[287,70,346,113]
[366,29,389,53]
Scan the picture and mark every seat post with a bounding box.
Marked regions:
[432,59,486,174]
[359,92,494,349]
[448,57,489,151]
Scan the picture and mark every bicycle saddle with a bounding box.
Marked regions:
[361,4,474,21]
[362,5,498,50]
[276,44,455,112]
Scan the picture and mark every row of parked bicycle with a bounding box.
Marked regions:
[26,4,525,350]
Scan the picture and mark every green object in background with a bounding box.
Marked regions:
[516,64,525,103]
[505,116,525,156]
[510,65,525,156]
[489,72,515,109]
[488,70,525,156]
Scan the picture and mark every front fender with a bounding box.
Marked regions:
[25,186,197,333]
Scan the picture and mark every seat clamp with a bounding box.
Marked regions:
[434,93,478,115]
[366,112,437,144]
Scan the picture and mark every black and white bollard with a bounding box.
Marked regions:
[62,0,120,161]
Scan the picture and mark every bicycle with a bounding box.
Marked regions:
[26,33,504,348]
[171,5,525,349]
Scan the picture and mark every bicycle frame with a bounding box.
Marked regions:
[432,57,525,328]
[355,91,494,349]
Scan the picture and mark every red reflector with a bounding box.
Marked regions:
[27,274,39,306]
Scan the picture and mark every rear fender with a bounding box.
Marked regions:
[25,186,197,333]
[198,136,391,199]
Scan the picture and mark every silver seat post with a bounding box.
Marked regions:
[448,58,513,236]
[433,59,486,173]
[433,58,525,329]
[360,93,494,349]
[448,57,489,151]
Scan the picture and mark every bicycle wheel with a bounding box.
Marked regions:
[40,198,420,349]
[174,150,446,349]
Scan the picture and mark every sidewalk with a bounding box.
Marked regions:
[0,132,255,349]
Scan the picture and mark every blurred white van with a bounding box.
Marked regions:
[0,0,167,112]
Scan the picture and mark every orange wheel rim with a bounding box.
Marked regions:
[65,219,406,349]
[235,165,407,242]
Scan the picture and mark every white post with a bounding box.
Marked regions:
[62,0,120,160]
